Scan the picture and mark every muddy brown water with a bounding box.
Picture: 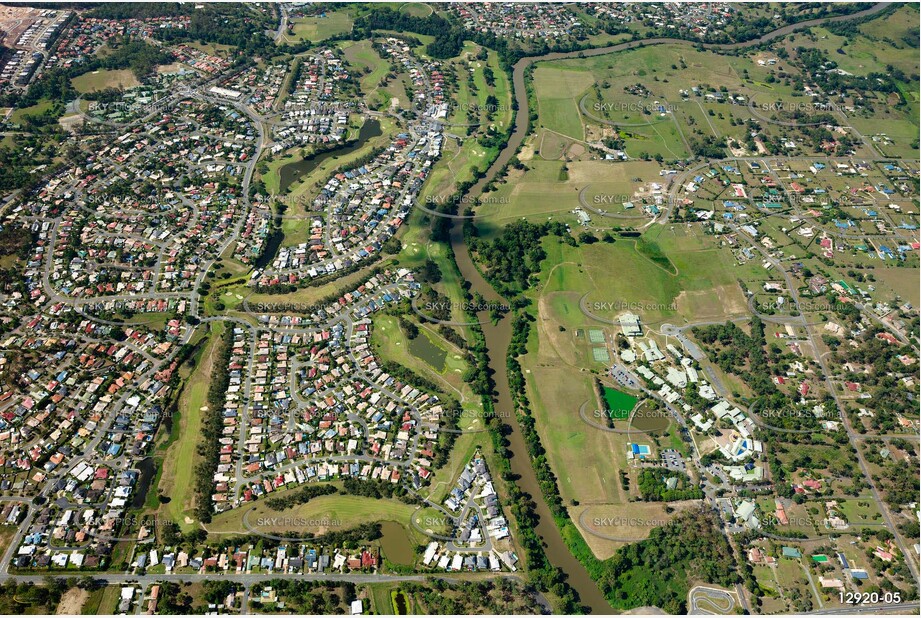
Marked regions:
[379,520,415,566]
[449,221,614,613]
[448,5,890,612]
[451,2,890,614]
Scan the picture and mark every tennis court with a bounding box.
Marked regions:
[592,347,610,362]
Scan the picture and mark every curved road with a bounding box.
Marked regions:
[448,2,899,613]
[468,2,892,199]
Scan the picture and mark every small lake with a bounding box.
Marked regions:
[408,332,447,372]
[278,119,382,193]
[631,404,671,433]
[379,520,414,566]
[391,589,410,615]
[131,457,156,509]
[253,228,284,270]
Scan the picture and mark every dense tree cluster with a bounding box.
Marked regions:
[251,580,352,614]
[0,579,70,614]
[692,318,777,397]
[86,3,191,20]
[157,581,195,614]
[377,359,439,393]
[596,510,739,612]
[397,315,419,340]
[154,4,274,57]
[352,8,464,59]
[467,220,569,295]
[794,46,908,100]
[404,578,544,614]
[341,477,419,504]
[264,483,337,511]
[636,468,703,502]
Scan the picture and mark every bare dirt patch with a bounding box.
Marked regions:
[56,588,89,615]
[674,284,747,322]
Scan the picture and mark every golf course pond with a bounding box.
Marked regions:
[391,589,410,614]
[408,331,447,371]
[379,520,414,566]
[278,119,382,193]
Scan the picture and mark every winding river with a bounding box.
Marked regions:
[446,3,891,613]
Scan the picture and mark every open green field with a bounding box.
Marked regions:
[115,311,173,333]
[532,226,747,329]
[367,583,404,615]
[423,431,481,505]
[425,136,498,200]
[602,386,638,419]
[752,565,787,613]
[858,3,919,43]
[871,267,920,306]
[518,240,637,506]
[186,41,235,57]
[280,216,312,247]
[835,498,884,527]
[80,585,121,615]
[399,2,433,17]
[475,158,575,234]
[281,10,353,44]
[570,501,698,560]
[392,212,475,341]
[207,492,422,543]
[850,116,920,159]
[787,22,919,78]
[476,157,685,238]
[71,69,140,93]
[340,39,391,109]
[528,38,913,161]
[532,44,768,155]
[260,149,295,196]
[217,262,381,317]
[446,42,513,133]
[0,527,17,569]
[9,99,55,124]
[509,222,747,549]
[533,65,593,140]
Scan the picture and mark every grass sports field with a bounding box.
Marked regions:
[71,69,140,93]
[602,387,637,420]
[280,10,353,44]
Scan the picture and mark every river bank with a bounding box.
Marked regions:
[445,3,892,613]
